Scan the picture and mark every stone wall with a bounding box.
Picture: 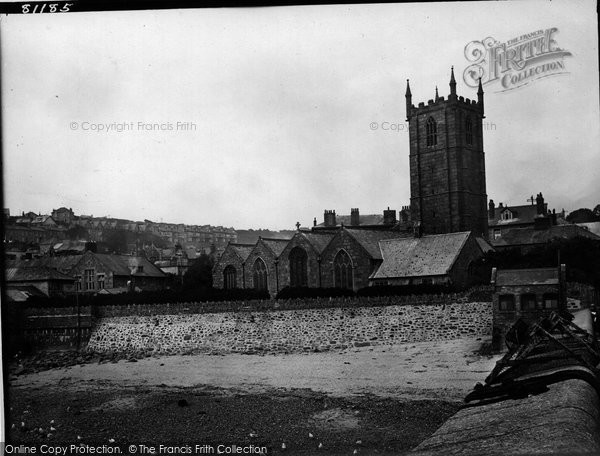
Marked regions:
[87,301,492,356]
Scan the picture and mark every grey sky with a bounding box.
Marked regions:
[2,1,598,230]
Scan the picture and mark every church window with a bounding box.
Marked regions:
[253,258,268,291]
[289,247,308,288]
[465,116,473,145]
[333,250,353,290]
[426,117,437,146]
[223,265,237,290]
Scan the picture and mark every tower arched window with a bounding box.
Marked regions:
[223,265,237,290]
[333,250,353,290]
[426,117,437,146]
[289,247,308,288]
[253,258,268,291]
[465,116,473,145]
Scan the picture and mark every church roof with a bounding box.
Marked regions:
[229,243,255,261]
[345,229,410,260]
[490,224,600,247]
[301,231,335,254]
[371,231,471,279]
[261,238,290,258]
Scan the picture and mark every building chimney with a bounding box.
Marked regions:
[536,192,545,215]
[324,210,337,227]
[499,202,503,209]
[350,208,360,226]
[488,199,495,219]
[400,205,411,223]
[313,217,317,227]
[383,207,397,225]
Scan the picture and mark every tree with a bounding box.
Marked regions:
[593,204,600,219]
[182,254,214,290]
[566,208,598,224]
[65,225,89,240]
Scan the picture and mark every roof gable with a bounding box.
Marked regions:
[344,229,410,259]
[372,231,471,279]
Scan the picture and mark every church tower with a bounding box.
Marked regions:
[406,68,488,238]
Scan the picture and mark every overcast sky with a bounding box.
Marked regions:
[2,1,598,230]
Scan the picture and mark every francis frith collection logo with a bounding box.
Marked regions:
[463,27,572,92]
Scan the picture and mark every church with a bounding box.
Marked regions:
[213,68,492,296]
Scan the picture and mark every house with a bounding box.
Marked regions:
[490,266,566,350]
[369,231,488,289]
[490,224,600,254]
[6,251,168,294]
[487,193,563,241]
[312,207,403,230]
[5,266,76,297]
[51,207,75,225]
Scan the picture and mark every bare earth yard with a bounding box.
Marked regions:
[6,338,499,455]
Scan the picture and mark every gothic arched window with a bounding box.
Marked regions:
[223,265,237,290]
[465,116,473,145]
[426,117,437,146]
[333,250,353,290]
[253,258,268,291]
[289,247,308,288]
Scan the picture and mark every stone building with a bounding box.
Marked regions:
[212,243,254,290]
[6,251,167,294]
[370,231,487,289]
[244,237,290,297]
[490,266,566,350]
[5,266,75,297]
[277,231,336,289]
[406,68,488,237]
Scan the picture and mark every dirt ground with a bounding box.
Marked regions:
[5,338,499,455]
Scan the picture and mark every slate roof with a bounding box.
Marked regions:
[577,222,600,237]
[94,254,167,277]
[371,231,471,279]
[5,285,47,302]
[494,268,559,286]
[345,229,410,260]
[476,237,495,253]
[229,243,255,261]
[491,224,600,247]
[301,231,335,254]
[489,204,546,227]
[7,256,82,274]
[261,238,291,258]
[6,266,75,282]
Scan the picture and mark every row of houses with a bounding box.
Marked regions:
[4,207,237,256]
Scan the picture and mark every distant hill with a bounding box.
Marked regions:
[235,229,295,244]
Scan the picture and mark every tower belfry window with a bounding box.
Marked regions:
[426,117,437,146]
[466,116,473,145]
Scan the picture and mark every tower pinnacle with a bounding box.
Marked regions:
[405,79,412,120]
[449,66,456,97]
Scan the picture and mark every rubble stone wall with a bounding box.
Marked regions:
[87,301,492,356]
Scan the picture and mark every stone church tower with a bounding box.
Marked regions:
[406,67,488,238]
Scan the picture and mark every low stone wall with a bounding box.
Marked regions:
[87,301,492,356]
